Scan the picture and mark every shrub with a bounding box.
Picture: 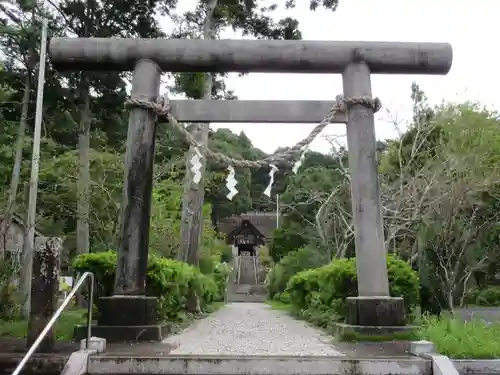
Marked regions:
[212,262,232,299]
[198,235,228,274]
[258,246,273,269]
[287,255,419,319]
[268,228,307,263]
[72,251,219,321]
[266,247,328,299]
[72,251,116,299]
[0,259,20,321]
[474,286,500,306]
[220,246,233,263]
[463,288,479,306]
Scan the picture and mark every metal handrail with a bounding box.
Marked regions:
[223,273,230,304]
[237,255,241,284]
[253,255,258,285]
[12,271,95,375]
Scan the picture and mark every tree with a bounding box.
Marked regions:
[45,0,171,309]
[171,0,344,223]
[0,0,352,322]
[378,86,500,312]
[0,0,45,254]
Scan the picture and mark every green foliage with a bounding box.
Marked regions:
[0,0,345,278]
[280,166,343,227]
[0,63,13,103]
[286,256,419,319]
[148,256,219,319]
[212,262,232,299]
[268,227,307,263]
[35,150,123,253]
[273,159,350,257]
[205,129,263,221]
[72,251,222,321]
[220,246,233,263]
[0,308,86,340]
[149,179,183,258]
[5,0,500,344]
[71,251,117,298]
[419,315,500,359]
[258,245,272,269]
[466,286,500,307]
[0,259,20,321]
[266,247,328,299]
[376,84,500,310]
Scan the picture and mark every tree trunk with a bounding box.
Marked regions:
[178,0,217,263]
[447,288,455,316]
[210,200,219,231]
[76,76,91,306]
[179,0,218,313]
[1,73,31,254]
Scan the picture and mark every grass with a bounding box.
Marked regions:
[265,299,291,311]
[419,315,500,359]
[0,301,226,342]
[267,299,500,359]
[206,301,225,312]
[339,329,417,342]
[0,308,86,341]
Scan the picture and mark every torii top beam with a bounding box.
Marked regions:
[49,38,453,75]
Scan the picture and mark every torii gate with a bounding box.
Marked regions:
[50,38,452,341]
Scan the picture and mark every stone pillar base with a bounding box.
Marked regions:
[97,295,158,326]
[73,295,166,343]
[345,296,406,326]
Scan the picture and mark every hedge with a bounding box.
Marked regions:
[286,255,419,319]
[465,286,500,307]
[72,251,227,321]
[266,247,328,299]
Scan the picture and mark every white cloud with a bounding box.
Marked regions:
[162,0,499,154]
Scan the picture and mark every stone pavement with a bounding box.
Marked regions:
[162,303,345,356]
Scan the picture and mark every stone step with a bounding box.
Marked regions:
[248,284,267,295]
[87,355,430,375]
[230,283,267,295]
[227,293,267,302]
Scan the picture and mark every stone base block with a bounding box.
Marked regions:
[80,336,106,352]
[73,324,170,343]
[98,295,157,326]
[408,340,435,355]
[333,322,418,340]
[346,296,406,326]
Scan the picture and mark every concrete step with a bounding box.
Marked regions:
[229,283,250,294]
[87,355,431,375]
[249,284,267,295]
[230,283,267,295]
[227,293,267,302]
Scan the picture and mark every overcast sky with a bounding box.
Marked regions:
[161,0,499,154]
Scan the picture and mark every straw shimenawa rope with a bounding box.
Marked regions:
[125,94,382,169]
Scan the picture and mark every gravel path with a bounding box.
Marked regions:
[163,303,344,356]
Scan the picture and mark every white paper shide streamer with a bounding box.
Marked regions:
[292,146,308,174]
[264,164,278,198]
[225,165,238,200]
[189,147,203,184]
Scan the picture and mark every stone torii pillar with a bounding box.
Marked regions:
[50,38,452,339]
